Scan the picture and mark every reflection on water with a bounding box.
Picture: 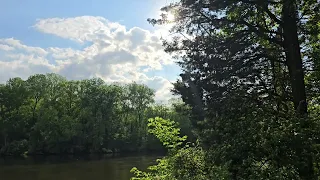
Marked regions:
[0,154,163,180]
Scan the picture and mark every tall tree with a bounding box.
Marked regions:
[150,0,320,179]
[124,83,155,148]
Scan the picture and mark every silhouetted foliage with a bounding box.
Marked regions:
[140,0,320,179]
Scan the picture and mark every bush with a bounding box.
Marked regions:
[1,139,29,156]
[130,117,230,180]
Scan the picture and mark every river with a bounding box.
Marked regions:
[0,154,163,180]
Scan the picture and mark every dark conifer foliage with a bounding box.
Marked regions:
[145,0,320,179]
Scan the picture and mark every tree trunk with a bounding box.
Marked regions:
[282,1,315,179]
[282,0,307,114]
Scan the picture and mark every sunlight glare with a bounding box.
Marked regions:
[166,12,175,22]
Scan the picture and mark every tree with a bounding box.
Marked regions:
[0,73,194,156]
[0,78,30,155]
[149,0,320,179]
[26,74,48,123]
[150,0,320,114]
[123,83,155,150]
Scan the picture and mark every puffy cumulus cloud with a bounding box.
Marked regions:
[0,38,48,56]
[0,56,54,82]
[34,16,172,68]
[0,16,179,102]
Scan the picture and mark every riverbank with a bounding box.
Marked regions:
[0,148,167,158]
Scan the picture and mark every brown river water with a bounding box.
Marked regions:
[0,154,162,180]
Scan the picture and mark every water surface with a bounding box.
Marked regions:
[0,154,162,180]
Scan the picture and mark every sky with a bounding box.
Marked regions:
[0,0,181,102]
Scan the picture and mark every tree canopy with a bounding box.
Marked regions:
[0,73,193,156]
[134,0,320,179]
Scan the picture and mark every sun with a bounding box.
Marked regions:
[166,12,175,22]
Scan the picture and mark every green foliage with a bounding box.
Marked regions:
[131,117,230,180]
[0,140,28,156]
[0,74,193,155]
[147,0,320,179]
[147,117,187,149]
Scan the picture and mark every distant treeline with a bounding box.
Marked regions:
[0,73,193,156]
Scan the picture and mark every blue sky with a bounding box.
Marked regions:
[0,0,180,101]
[0,0,168,46]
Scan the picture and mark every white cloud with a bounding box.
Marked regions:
[0,38,48,56]
[143,76,174,102]
[0,44,14,51]
[0,16,179,102]
[0,57,54,83]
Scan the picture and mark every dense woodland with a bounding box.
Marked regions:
[131,0,320,180]
[0,74,194,155]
